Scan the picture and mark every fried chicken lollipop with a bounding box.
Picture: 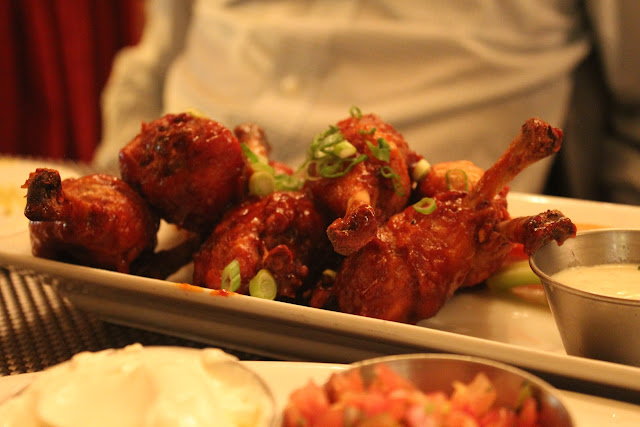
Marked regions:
[331,118,576,323]
[193,191,333,301]
[23,168,159,273]
[119,112,246,234]
[303,109,423,256]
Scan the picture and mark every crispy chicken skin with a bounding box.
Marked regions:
[304,113,422,256]
[417,160,486,196]
[192,191,331,300]
[119,113,246,234]
[333,118,576,323]
[23,168,159,273]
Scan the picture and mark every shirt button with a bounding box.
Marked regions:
[279,75,301,95]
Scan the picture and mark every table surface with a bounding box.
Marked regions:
[0,266,269,376]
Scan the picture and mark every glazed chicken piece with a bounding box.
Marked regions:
[415,159,512,288]
[192,191,333,300]
[119,112,246,234]
[304,111,423,256]
[417,160,486,196]
[23,168,159,273]
[332,118,576,323]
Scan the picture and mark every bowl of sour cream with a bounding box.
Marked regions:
[530,228,640,366]
[0,344,276,427]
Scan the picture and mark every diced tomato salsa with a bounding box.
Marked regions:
[283,364,540,427]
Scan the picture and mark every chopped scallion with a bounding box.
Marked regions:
[249,269,278,300]
[412,158,431,182]
[445,169,469,191]
[350,106,363,118]
[380,165,405,197]
[413,197,437,215]
[249,171,276,197]
[366,138,391,163]
[220,259,241,292]
[332,141,357,159]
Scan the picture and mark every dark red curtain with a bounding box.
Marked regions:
[0,0,143,163]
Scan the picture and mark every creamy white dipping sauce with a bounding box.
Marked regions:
[551,263,640,299]
[0,344,274,427]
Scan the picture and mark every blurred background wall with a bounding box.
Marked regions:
[0,0,144,163]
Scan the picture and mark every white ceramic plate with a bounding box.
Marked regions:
[2,156,640,398]
[1,361,639,426]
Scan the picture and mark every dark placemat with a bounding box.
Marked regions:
[0,266,269,376]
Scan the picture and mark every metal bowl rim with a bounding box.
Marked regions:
[529,228,640,306]
[349,353,563,394]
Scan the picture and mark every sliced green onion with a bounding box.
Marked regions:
[413,197,437,215]
[320,131,345,149]
[359,127,376,136]
[445,169,469,191]
[412,158,431,182]
[485,260,541,292]
[350,106,363,118]
[275,173,304,191]
[380,165,405,197]
[241,143,273,174]
[186,107,206,118]
[249,269,278,300]
[251,162,275,175]
[332,141,357,158]
[249,171,276,197]
[241,143,260,163]
[366,138,391,163]
[220,259,241,292]
[311,154,368,179]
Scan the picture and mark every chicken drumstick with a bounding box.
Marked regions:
[304,110,422,256]
[119,112,246,234]
[23,168,159,273]
[192,190,333,300]
[332,118,575,323]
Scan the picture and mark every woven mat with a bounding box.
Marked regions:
[0,267,268,376]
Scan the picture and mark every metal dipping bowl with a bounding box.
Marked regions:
[343,353,574,426]
[530,228,640,366]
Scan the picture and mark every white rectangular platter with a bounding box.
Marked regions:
[2,175,640,401]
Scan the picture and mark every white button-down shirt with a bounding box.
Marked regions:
[96,0,640,203]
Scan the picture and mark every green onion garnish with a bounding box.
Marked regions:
[366,137,391,163]
[412,158,431,182]
[445,169,469,191]
[350,106,363,118]
[380,165,405,197]
[249,171,276,197]
[301,110,404,198]
[304,125,367,179]
[359,127,376,135]
[249,269,278,300]
[242,143,304,193]
[413,197,437,215]
[332,141,357,159]
[220,259,241,292]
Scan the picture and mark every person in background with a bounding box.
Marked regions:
[93,0,640,205]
